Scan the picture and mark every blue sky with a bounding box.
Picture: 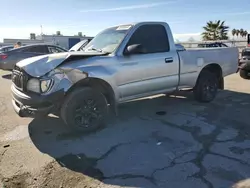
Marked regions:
[1,0,250,42]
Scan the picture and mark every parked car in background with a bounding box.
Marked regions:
[241,48,250,61]
[198,42,228,48]
[11,21,238,133]
[0,45,14,52]
[69,38,93,52]
[238,47,250,79]
[0,44,67,70]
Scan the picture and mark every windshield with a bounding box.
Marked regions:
[242,50,250,56]
[69,40,88,52]
[84,25,132,53]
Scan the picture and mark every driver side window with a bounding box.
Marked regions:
[126,24,170,54]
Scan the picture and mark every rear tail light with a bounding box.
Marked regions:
[0,54,8,60]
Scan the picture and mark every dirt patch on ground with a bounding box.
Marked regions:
[1,173,31,188]
[1,161,103,188]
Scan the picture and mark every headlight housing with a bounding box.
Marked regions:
[41,79,53,93]
[27,78,53,93]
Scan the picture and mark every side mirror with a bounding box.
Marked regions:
[124,44,144,55]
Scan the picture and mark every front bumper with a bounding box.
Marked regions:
[11,84,64,118]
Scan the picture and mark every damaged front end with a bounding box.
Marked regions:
[11,65,66,117]
[11,66,88,118]
[11,51,110,118]
[11,53,94,118]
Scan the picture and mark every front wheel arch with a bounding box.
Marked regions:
[66,77,117,115]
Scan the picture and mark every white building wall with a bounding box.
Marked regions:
[1,35,94,49]
[41,35,94,49]
[2,39,45,46]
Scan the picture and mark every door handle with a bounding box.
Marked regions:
[165,57,173,63]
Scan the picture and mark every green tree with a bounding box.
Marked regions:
[202,20,229,41]
[235,29,240,38]
[240,28,244,38]
[231,29,236,39]
[244,30,248,38]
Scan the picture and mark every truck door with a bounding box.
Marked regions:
[118,24,179,100]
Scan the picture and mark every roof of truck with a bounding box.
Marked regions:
[113,21,168,27]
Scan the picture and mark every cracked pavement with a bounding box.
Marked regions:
[0,70,250,188]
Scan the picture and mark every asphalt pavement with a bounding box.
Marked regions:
[0,70,250,188]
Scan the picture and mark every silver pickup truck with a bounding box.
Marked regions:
[11,21,238,132]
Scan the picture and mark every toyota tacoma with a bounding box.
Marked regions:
[11,22,239,132]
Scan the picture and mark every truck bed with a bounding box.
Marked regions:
[178,47,239,88]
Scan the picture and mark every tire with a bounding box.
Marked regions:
[60,87,108,133]
[193,70,218,102]
[239,69,250,79]
[239,62,250,80]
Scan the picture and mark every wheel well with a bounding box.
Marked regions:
[66,78,116,107]
[199,64,224,89]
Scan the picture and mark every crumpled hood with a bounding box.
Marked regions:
[16,51,106,77]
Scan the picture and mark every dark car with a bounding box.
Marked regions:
[238,48,250,79]
[241,48,250,61]
[0,45,14,53]
[0,44,67,70]
[197,42,228,48]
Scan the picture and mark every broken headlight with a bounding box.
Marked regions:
[41,79,53,93]
[27,78,53,93]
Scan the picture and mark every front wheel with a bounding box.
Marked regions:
[193,70,218,102]
[60,87,108,133]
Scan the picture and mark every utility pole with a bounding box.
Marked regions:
[40,25,43,35]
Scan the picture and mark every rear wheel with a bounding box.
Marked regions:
[60,87,108,133]
[193,70,218,102]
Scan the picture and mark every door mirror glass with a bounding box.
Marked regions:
[124,44,144,55]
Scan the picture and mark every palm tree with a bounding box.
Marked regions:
[235,29,240,38]
[220,21,229,40]
[244,30,248,38]
[240,28,244,38]
[231,29,236,39]
[202,20,229,41]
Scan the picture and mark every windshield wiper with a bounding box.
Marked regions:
[89,47,103,52]
[88,47,110,54]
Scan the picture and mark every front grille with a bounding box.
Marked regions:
[12,66,28,91]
